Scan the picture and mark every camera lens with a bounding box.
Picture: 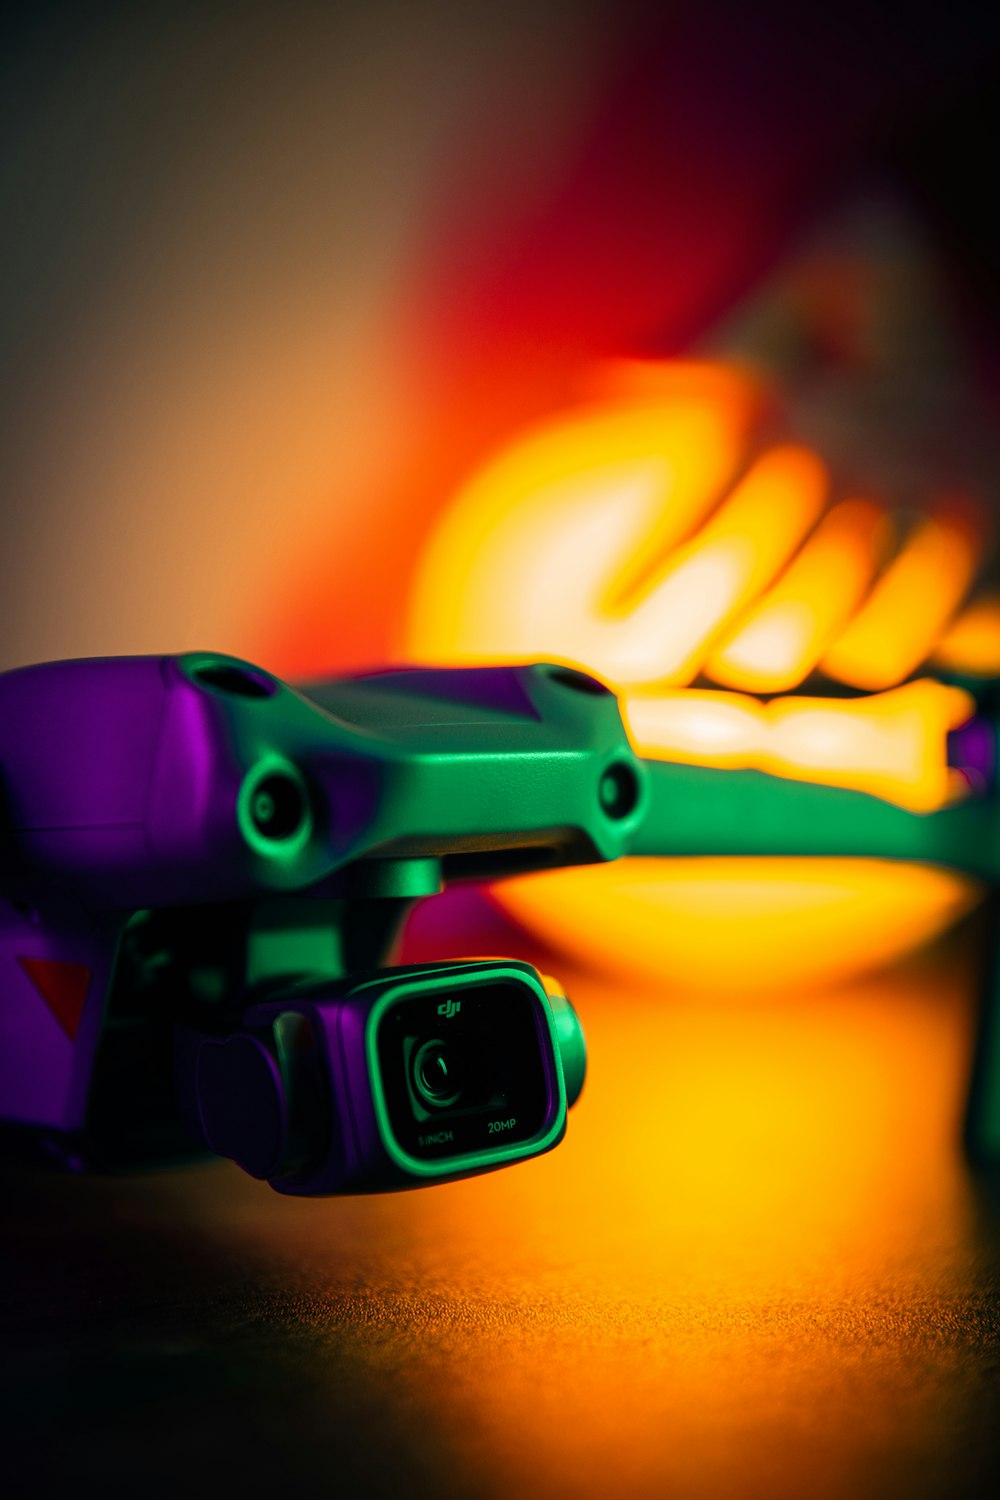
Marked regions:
[412,1038,463,1109]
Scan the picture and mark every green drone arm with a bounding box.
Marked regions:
[632,760,1000,879]
[631,745,1000,1164]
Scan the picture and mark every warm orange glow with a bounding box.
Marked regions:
[186,942,983,1495]
[579,355,770,408]
[623,444,827,683]
[409,427,825,688]
[707,498,889,691]
[822,506,983,689]
[406,367,763,685]
[933,594,1000,677]
[493,858,980,990]
[404,360,987,983]
[624,678,974,812]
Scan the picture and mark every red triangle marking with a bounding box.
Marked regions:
[17,957,92,1040]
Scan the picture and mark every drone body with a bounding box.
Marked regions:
[0,654,641,1187]
[2,651,999,1190]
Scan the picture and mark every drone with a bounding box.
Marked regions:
[1,652,997,1195]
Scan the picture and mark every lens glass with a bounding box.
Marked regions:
[412,1038,464,1108]
[375,979,552,1162]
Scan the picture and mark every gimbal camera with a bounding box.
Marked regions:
[2,651,999,1196]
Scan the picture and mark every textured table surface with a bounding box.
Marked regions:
[3,923,999,1499]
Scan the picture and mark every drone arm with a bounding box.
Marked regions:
[631,760,1000,879]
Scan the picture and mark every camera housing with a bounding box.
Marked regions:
[185,960,586,1194]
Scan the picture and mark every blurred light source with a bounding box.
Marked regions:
[494,858,980,992]
[933,594,1000,676]
[707,497,889,691]
[628,444,827,684]
[624,678,975,812]
[406,360,989,985]
[822,506,983,689]
[407,362,759,685]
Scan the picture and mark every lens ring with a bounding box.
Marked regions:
[412,1038,463,1109]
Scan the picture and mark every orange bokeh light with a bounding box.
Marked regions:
[822,506,983,690]
[624,678,974,813]
[405,360,989,985]
[406,362,760,686]
[933,594,1000,676]
[707,497,890,692]
[492,857,980,992]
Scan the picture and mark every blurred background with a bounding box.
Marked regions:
[4,5,1000,1497]
[3,0,999,676]
[5,0,1000,986]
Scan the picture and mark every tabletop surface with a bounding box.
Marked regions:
[3,916,999,1500]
